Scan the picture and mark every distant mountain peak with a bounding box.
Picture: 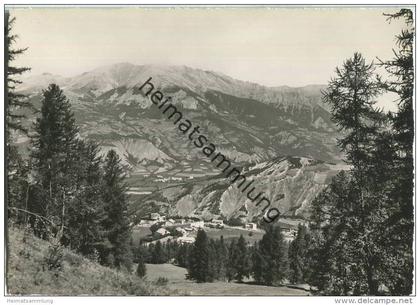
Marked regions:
[19,62,328,110]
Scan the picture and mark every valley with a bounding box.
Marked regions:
[17,63,347,225]
[6,6,413,298]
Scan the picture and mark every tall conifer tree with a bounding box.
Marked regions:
[233,235,250,282]
[101,149,133,270]
[31,84,79,236]
[288,224,310,284]
[321,52,385,295]
[5,13,31,223]
[252,226,288,286]
[5,13,31,136]
[378,9,414,295]
[67,141,106,256]
[188,229,211,282]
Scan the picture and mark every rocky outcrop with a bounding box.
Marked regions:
[134,157,349,222]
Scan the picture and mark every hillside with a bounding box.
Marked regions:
[6,226,310,296]
[144,263,310,296]
[6,226,175,295]
[132,156,349,222]
[16,63,345,222]
[18,63,341,166]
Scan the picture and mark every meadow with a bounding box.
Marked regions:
[145,263,310,296]
[132,224,266,245]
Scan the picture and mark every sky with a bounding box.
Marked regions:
[9,6,410,91]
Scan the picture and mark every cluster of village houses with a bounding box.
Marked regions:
[153,175,195,183]
[135,213,299,245]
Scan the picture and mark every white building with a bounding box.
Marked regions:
[209,219,224,228]
[175,227,187,236]
[150,213,166,222]
[177,236,195,244]
[190,220,205,228]
[212,219,224,225]
[154,228,170,238]
[150,213,160,220]
[244,223,257,230]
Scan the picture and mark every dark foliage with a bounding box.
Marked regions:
[252,226,288,286]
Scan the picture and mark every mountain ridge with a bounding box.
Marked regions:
[18,63,344,221]
[22,63,326,91]
[19,63,327,108]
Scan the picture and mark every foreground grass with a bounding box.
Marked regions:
[145,264,311,296]
[6,226,310,296]
[6,226,175,296]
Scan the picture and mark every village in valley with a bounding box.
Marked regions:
[5,5,414,298]
[133,212,303,246]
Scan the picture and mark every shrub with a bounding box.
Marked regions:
[136,260,147,278]
[43,236,64,274]
[154,277,168,286]
[63,252,84,266]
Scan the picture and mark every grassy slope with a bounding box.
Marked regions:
[145,264,310,296]
[6,227,309,296]
[203,227,265,243]
[6,227,175,296]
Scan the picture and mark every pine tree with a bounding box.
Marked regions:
[378,9,414,295]
[188,229,212,282]
[101,149,132,270]
[254,226,289,286]
[227,239,237,282]
[233,235,250,282]
[5,13,31,225]
[151,241,166,264]
[380,9,414,162]
[164,241,171,262]
[207,239,218,280]
[147,243,155,264]
[317,45,414,295]
[216,236,228,281]
[288,224,310,284]
[164,240,179,262]
[308,172,362,295]
[5,12,31,136]
[67,141,106,256]
[7,146,30,224]
[321,52,386,295]
[176,243,190,268]
[323,52,382,171]
[136,255,147,278]
[31,84,79,237]
[136,242,151,264]
[251,242,264,284]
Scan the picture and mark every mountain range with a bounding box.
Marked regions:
[18,63,345,221]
